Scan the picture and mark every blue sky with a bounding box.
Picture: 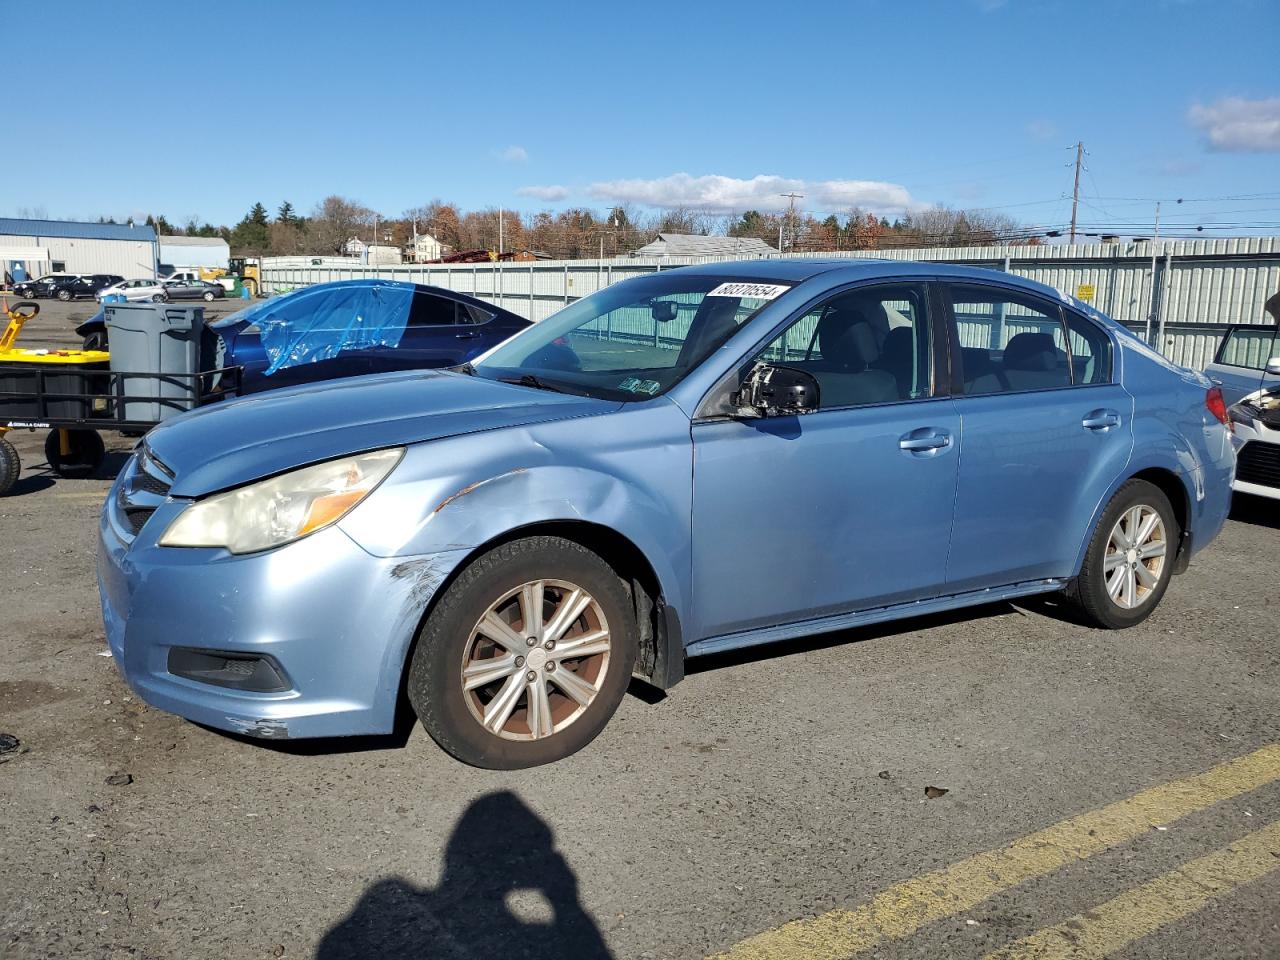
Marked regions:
[7,0,1279,238]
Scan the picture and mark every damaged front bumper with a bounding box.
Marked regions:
[97,489,467,739]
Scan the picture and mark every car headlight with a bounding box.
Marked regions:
[1229,404,1258,428]
[158,448,403,554]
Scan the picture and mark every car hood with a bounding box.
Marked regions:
[146,370,619,497]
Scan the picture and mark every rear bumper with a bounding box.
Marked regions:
[97,489,466,739]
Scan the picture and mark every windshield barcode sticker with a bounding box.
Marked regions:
[706,282,790,301]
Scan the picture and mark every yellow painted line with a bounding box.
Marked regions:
[712,744,1280,960]
[982,818,1280,960]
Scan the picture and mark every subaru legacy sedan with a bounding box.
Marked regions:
[98,260,1234,768]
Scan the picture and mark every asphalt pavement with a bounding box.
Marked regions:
[2,298,1278,959]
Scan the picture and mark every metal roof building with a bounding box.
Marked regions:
[631,233,778,258]
[0,218,158,283]
[158,235,230,271]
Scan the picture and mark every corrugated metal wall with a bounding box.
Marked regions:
[0,234,156,278]
[261,237,1280,370]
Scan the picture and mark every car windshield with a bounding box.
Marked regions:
[471,273,791,400]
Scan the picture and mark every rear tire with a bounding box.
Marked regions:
[1067,479,1179,629]
[407,536,637,768]
[0,439,20,495]
[56,288,72,302]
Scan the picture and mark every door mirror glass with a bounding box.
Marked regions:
[1266,357,1280,376]
[733,362,820,417]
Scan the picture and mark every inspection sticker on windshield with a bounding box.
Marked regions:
[619,377,661,396]
[706,282,790,301]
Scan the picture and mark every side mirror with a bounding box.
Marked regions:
[650,300,679,324]
[1266,357,1280,376]
[733,362,820,417]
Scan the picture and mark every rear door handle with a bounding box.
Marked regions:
[899,428,953,452]
[1082,409,1121,430]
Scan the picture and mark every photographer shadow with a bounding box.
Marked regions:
[317,790,614,960]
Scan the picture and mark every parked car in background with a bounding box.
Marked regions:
[209,280,530,393]
[1205,323,1280,406]
[98,261,1234,769]
[156,279,225,302]
[15,273,123,300]
[97,278,170,303]
[12,273,72,298]
[1227,367,1280,501]
[55,274,124,301]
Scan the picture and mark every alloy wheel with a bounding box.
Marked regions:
[460,578,612,741]
[1104,504,1167,609]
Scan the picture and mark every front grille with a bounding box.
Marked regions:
[114,445,173,538]
[1236,441,1280,490]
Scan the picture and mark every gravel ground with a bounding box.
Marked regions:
[2,298,1278,959]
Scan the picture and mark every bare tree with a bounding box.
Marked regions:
[307,195,375,255]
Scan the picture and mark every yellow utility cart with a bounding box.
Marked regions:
[0,299,237,495]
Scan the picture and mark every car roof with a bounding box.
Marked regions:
[663,256,1067,301]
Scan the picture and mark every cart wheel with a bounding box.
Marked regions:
[83,330,108,351]
[45,429,106,478]
[0,439,20,495]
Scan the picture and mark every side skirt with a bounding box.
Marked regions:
[686,578,1067,658]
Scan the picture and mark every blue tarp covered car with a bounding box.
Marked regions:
[76,279,530,394]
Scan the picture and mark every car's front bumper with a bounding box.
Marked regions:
[97,477,467,739]
[1231,418,1280,501]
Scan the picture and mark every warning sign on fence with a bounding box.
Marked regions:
[1075,283,1096,303]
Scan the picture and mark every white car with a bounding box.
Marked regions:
[97,278,170,302]
[1228,360,1280,501]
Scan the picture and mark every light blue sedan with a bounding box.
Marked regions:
[97,259,1235,767]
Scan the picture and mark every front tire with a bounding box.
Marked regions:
[1068,479,1178,629]
[151,293,167,303]
[407,536,637,768]
[202,291,216,301]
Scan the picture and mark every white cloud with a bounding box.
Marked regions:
[495,145,529,163]
[586,173,916,215]
[1026,119,1057,142]
[1188,97,1280,152]
[516,184,571,201]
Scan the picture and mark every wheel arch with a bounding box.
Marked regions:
[1072,463,1195,579]
[75,316,106,338]
[395,518,685,712]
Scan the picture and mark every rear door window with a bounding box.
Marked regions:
[949,285,1072,395]
[407,291,461,326]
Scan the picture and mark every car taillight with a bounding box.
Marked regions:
[1206,386,1232,432]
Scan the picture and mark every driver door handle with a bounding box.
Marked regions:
[455,330,480,339]
[899,428,952,452]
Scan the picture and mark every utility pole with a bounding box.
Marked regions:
[1069,141,1084,245]
[1145,201,1162,343]
[498,207,504,255]
[780,192,804,252]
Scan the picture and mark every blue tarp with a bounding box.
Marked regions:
[227,280,416,375]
